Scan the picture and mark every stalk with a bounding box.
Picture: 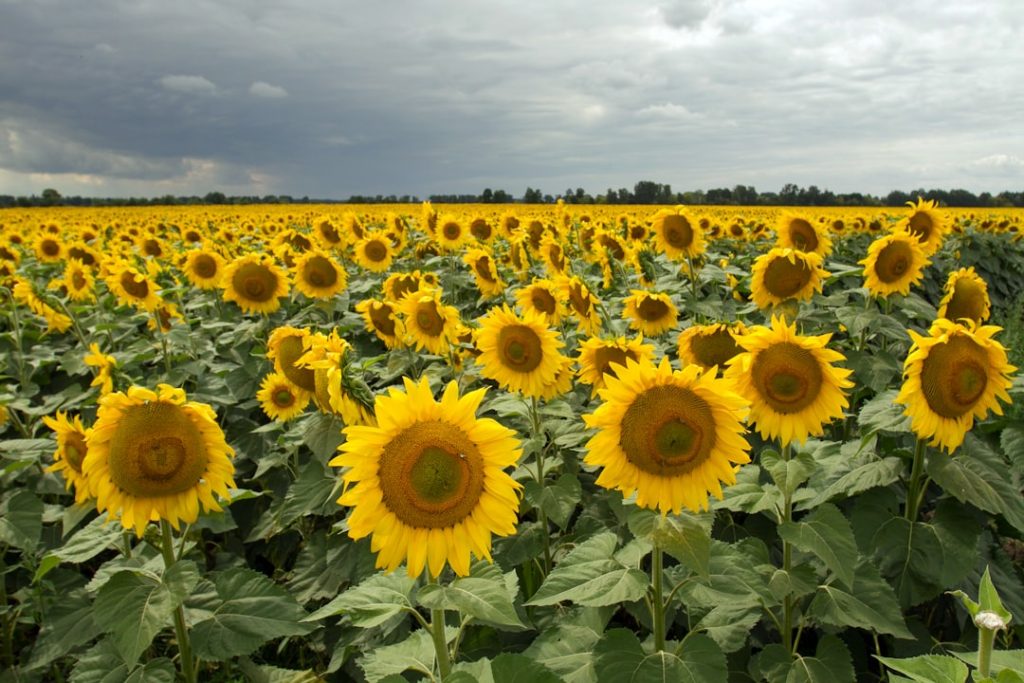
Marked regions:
[904,439,927,522]
[159,521,196,683]
[780,442,794,653]
[427,577,453,680]
[977,627,995,679]
[529,397,553,574]
[651,543,666,652]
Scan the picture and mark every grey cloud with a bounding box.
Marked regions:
[159,75,217,94]
[249,81,288,98]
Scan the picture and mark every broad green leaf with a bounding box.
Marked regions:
[871,517,945,607]
[418,563,525,629]
[0,489,43,551]
[491,653,562,683]
[524,473,582,530]
[0,437,52,462]
[788,635,855,683]
[523,622,603,683]
[927,437,1024,534]
[527,532,648,607]
[858,389,911,437]
[761,449,817,498]
[953,650,1024,676]
[777,503,858,587]
[27,591,100,669]
[876,655,969,683]
[719,465,783,515]
[694,603,762,653]
[650,512,711,579]
[802,457,903,508]
[304,572,414,626]
[189,568,314,660]
[680,540,774,611]
[287,533,375,604]
[1002,426,1024,474]
[594,629,726,683]
[36,515,123,582]
[124,660,176,683]
[69,639,173,683]
[768,565,818,602]
[808,561,912,638]
[359,630,435,683]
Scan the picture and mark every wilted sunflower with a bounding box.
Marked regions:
[677,322,747,373]
[356,298,405,349]
[577,335,655,397]
[222,253,289,314]
[84,342,117,396]
[43,411,92,504]
[475,305,565,397]
[298,330,375,426]
[464,247,506,298]
[652,207,705,260]
[353,233,394,272]
[583,357,750,515]
[897,197,949,255]
[257,372,311,422]
[107,263,162,312]
[622,290,678,336]
[400,290,460,355]
[937,267,991,324]
[515,278,565,326]
[293,248,347,299]
[560,275,603,335]
[776,212,832,258]
[749,248,828,311]
[725,316,854,446]
[896,319,1015,453]
[84,384,235,536]
[267,326,317,394]
[182,248,225,290]
[332,377,522,577]
[860,230,930,298]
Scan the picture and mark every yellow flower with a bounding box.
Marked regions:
[464,247,506,298]
[559,275,603,335]
[475,305,566,397]
[221,253,289,314]
[298,331,375,426]
[83,384,235,536]
[622,290,678,337]
[937,267,990,324]
[576,335,655,397]
[399,290,460,355]
[896,319,1015,453]
[312,215,346,249]
[775,212,832,258]
[383,271,436,304]
[43,411,92,504]
[896,197,948,255]
[106,263,162,312]
[353,233,394,272]
[435,215,468,252]
[860,230,930,298]
[725,316,854,446]
[332,377,522,577]
[257,372,311,421]
[583,357,751,515]
[12,278,72,334]
[356,299,406,349]
[62,260,96,302]
[749,248,828,311]
[267,326,317,393]
[292,248,347,299]
[515,279,566,327]
[182,248,225,289]
[84,343,117,396]
[34,233,65,263]
[677,322,747,374]
[651,207,705,260]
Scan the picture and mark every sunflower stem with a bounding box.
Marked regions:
[651,542,666,652]
[428,597,452,680]
[529,397,554,575]
[780,442,794,654]
[6,293,31,389]
[686,256,700,301]
[904,439,928,522]
[159,520,196,683]
[978,626,996,679]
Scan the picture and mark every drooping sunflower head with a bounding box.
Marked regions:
[469,216,494,243]
[897,197,949,256]
[356,298,406,349]
[299,331,376,426]
[860,230,930,298]
[896,319,1015,453]
[107,263,161,312]
[83,384,235,536]
[750,247,828,311]
[221,253,289,314]
[266,326,317,393]
[576,335,655,396]
[257,372,311,422]
[353,233,393,272]
[560,275,603,334]
[475,305,566,397]
[622,290,679,337]
[463,247,506,298]
[776,212,832,257]
[313,216,345,248]
[515,278,565,326]
[583,357,751,515]
[383,272,430,304]
[293,248,347,299]
[938,267,991,325]
[677,322,747,374]
[66,242,101,268]
[332,378,522,577]
[63,259,95,301]
[182,248,225,290]
[399,290,459,355]
[43,411,92,504]
[724,316,854,446]
[652,207,705,260]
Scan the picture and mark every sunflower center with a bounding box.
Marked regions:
[277,335,317,392]
[302,255,338,288]
[497,324,543,372]
[751,342,823,414]
[530,288,556,314]
[662,215,694,249]
[593,346,638,381]
[636,296,670,321]
[369,303,397,336]
[569,282,592,316]
[443,222,461,241]
[908,212,934,242]
[143,239,162,257]
[763,256,812,299]
[233,262,278,302]
[364,240,388,262]
[120,271,150,299]
[875,241,912,283]
[184,229,202,243]
[788,219,818,251]
[274,389,295,407]
[474,256,496,283]
[71,270,88,289]
[69,246,96,265]
[65,433,87,473]
[689,328,742,369]
[378,421,484,528]
[415,302,444,337]
[619,385,716,475]
[945,278,987,323]
[471,219,492,241]
[391,275,419,300]
[920,335,989,418]
[107,402,208,497]
[193,254,218,279]
[41,239,60,256]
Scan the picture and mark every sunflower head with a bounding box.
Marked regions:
[43,411,92,503]
[293,249,347,299]
[860,230,930,298]
[776,212,832,257]
[356,298,406,349]
[898,197,949,255]
[354,234,393,272]
[623,290,679,336]
[515,279,565,326]
[560,276,603,334]
[399,290,459,355]
[652,207,704,260]
[678,322,747,373]
[267,326,317,393]
[222,254,289,314]
[750,248,827,311]
[183,248,225,289]
[938,267,991,324]
[475,305,566,397]
[577,335,655,396]
[257,372,311,422]
[464,247,506,298]
[436,215,467,251]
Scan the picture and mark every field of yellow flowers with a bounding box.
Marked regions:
[2,200,1024,682]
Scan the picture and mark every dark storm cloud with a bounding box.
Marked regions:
[0,0,1021,197]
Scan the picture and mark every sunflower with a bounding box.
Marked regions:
[257,372,311,422]
[896,197,949,255]
[725,316,854,446]
[83,384,235,536]
[652,207,705,260]
[66,242,101,268]
[298,331,375,426]
[313,215,345,249]
[515,278,565,326]
[353,233,394,272]
[62,259,96,302]
[860,230,930,298]
[106,263,162,312]
[383,271,433,304]
[469,216,494,243]
[182,248,225,289]
[436,215,468,252]
[464,247,506,298]
[583,357,750,515]
[34,233,65,263]
[539,235,568,276]
[43,411,92,504]
[421,201,439,236]
[677,322,747,373]
[895,319,1015,453]
[221,253,290,314]
[576,335,655,397]
[622,290,679,336]
[560,275,603,335]
[475,305,565,397]
[332,377,522,577]
[776,212,832,258]
[399,290,460,355]
[293,248,347,300]
[749,248,828,311]
[937,267,991,324]
[12,278,72,334]
[84,342,117,396]
[356,298,406,349]
[267,326,317,393]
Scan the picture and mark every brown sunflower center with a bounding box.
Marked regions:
[944,278,987,323]
[788,219,818,251]
[636,296,670,322]
[378,420,484,528]
[921,335,989,418]
[184,229,202,243]
[390,275,419,300]
[688,328,742,369]
[908,212,934,242]
[530,288,556,314]
[751,342,823,414]
[442,222,461,241]
[474,256,496,283]
[276,335,317,392]
[875,241,913,283]
[233,262,278,302]
[369,303,397,336]
[763,255,812,299]
[497,324,544,372]
[142,239,162,257]
[619,385,716,475]
[415,301,445,337]
[661,215,694,249]
[274,389,295,408]
[569,282,592,317]
[471,219,492,241]
[41,239,61,256]
[68,246,96,265]
[120,271,150,299]
[547,244,566,270]
[364,240,388,262]
[107,402,208,497]
[319,222,341,244]
[302,255,338,288]
[71,270,88,290]
[193,254,218,279]
[593,346,638,381]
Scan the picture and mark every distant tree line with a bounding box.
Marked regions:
[3,183,1023,208]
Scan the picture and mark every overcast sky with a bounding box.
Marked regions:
[1,0,1021,199]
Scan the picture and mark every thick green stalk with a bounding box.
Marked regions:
[159,521,196,683]
[651,544,666,652]
[429,603,452,680]
[977,628,995,679]
[904,439,927,521]
[780,443,794,653]
[529,397,553,574]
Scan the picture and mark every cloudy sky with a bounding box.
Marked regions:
[1,0,1021,199]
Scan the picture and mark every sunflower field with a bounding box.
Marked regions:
[2,200,1024,683]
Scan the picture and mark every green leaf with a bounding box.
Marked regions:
[719,464,783,515]
[777,503,858,587]
[0,489,43,551]
[762,449,817,498]
[27,591,100,669]
[359,630,435,683]
[527,532,648,607]
[650,512,711,579]
[523,620,604,683]
[304,572,414,627]
[680,541,774,611]
[926,437,1024,534]
[875,655,969,683]
[1002,426,1024,474]
[189,568,314,660]
[123,660,176,683]
[0,437,52,462]
[694,603,762,653]
[70,639,173,683]
[808,560,912,638]
[788,635,855,683]
[858,389,911,437]
[594,629,726,683]
[418,562,525,629]
[491,653,562,683]
[871,517,945,607]
[802,457,903,508]
[953,650,1024,677]
[524,473,582,530]
[36,515,123,582]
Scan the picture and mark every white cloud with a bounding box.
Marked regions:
[94,42,115,54]
[158,74,217,94]
[968,154,1024,170]
[249,81,288,98]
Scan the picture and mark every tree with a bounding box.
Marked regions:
[40,188,62,206]
[480,188,494,203]
[522,187,544,203]
[204,191,227,205]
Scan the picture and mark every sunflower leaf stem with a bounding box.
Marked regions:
[650,543,667,652]
[159,520,196,683]
[53,298,89,351]
[6,296,31,389]
[904,439,928,521]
